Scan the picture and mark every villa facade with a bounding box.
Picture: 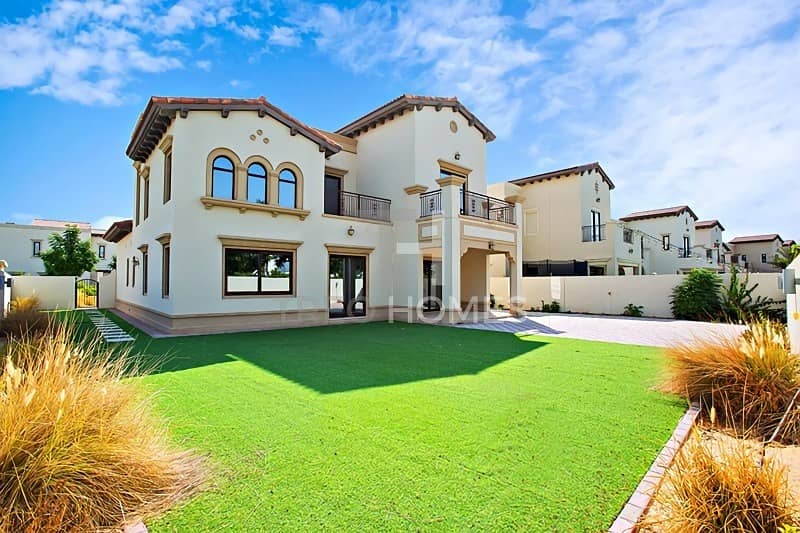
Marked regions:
[105,95,523,334]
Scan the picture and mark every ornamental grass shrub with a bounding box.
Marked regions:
[0,320,206,531]
[0,295,50,338]
[662,321,800,443]
[644,437,797,532]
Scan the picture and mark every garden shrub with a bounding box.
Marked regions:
[623,303,644,317]
[0,321,206,531]
[645,437,797,532]
[541,300,560,313]
[670,269,722,320]
[0,296,50,338]
[661,321,800,443]
[720,266,781,323]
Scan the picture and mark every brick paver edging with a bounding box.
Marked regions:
[608,403,701,533]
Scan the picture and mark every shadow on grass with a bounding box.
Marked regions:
[64,314,544,394]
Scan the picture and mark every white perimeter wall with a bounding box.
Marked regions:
[11,271,117,310]
[491,273,784,318]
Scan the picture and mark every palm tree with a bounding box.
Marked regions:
[773,243,800,268]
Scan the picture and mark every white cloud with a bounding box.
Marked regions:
[196,59,212,71]
[292,0,540,137]
[268,25,300,47]
[522,0,800,237]
[91,215,127,230]
[228,22,261,40]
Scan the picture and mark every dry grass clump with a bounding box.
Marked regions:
[662,321,800,442]
[0,295,50,337]
[644,437,797,532]
[0,321,206,531]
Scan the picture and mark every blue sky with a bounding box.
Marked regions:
[1,0,798,239]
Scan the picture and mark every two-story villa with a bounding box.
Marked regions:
[726,234,784,273]
[619,206,713,274]
[104,95,524,334]
[488,163,643,276]
[0,219,116,275]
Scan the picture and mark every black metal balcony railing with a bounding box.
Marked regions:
[420,190,443,217]
[461,190,516,224]
[339,190,391,222]
[582,225,606,242]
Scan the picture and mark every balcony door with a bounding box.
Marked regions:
[324,175,341,216]
[329,254,366,318]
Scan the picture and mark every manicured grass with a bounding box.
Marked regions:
[73,312,684,530]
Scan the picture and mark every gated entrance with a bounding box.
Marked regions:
[75,278,99,309]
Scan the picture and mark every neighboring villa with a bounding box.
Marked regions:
[103,95,524,334]
[488,163,644,276]
[693,219,726,270]
[726,234,785,273]
[619,206,718,274]
[0,219,115,275]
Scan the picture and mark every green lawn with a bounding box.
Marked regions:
[82,313,684,531]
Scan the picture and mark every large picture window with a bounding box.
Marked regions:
[225,248,293,295]
[212,156,235,199]
[247,163,268,204]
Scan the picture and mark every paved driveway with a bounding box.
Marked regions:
[456,312,744,347]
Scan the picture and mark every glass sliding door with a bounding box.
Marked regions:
[329,254,367,318]
[422,259,443,311]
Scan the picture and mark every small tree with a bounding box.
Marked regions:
[720,266,778,323]
[774,244,800,269]
[671,269,722,321]
[40,225,98,276]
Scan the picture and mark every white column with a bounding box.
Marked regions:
[508,202,525,316]
[436,176,464,323]
[788,260,800,354]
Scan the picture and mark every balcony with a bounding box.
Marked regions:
[419,189,516,225]
[582,225,606,242]
[326,190,391,222]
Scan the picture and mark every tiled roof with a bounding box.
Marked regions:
[785,240,796,247]
[335,94,496,142]
[620,205,698,222]
[695,219,725,231]
[127,96,342,163]
[509,162,615,190]
[729,234,783,244]
[102,219,133,243]
[32,218,91,230]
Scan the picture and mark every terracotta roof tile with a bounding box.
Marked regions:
[127,96,341,163]
[729,234,783,244]
[620,205,698,222]
[509,162,615,190]
[102,219,133,243]
[695,219,725,231]
[336,94,495,142]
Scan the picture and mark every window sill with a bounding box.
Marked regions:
[200,196,310,220]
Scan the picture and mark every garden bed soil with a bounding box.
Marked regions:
[639,428,800,531]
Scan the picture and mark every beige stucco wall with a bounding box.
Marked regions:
[12,275,76,310]
[491,273,784,318]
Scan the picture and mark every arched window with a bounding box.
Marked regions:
[211,156,235,199]
[247,163,268,204]
[278,169,297,208]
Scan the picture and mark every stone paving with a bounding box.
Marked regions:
[83,309,135,343]
[456,312,745,347]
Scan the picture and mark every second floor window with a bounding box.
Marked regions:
[683,236,690,257]
[212,156,235,199]
[98,245,106,259]
[143,178,150,220]
[662,234,670,251]
[762,253,768,264]
[278,169,297,208]
[742,254,748,263]
[32,240,41,256]
[623,228,633,244]
[247,163,268,204]
[163,149,172,203]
